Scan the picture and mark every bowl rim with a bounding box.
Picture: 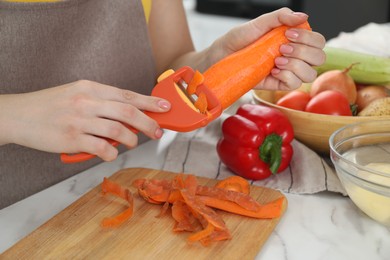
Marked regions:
[252,90,390,119]
[329,120,390,178]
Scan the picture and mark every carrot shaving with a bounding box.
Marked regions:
[102,207,133,228]
[172,173,186,189]
[196,185,261,211]
[136,179,172,204]
[198,196,285,219]
[186,70,204,95]
[194,92,208,114]
[102,177,129,200]
[101,177,134,228]
[180,189,227,230]
[215,176,250,194]
[132,179,146,189]
[168,189,183,203]
[172,201,199,232]
[156,201,170,218]
[182,174,198,195]
[137,188,164,204]
[187,222,215,243]
[101,174,284,245]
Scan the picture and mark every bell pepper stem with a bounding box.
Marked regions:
[259,134,283,174]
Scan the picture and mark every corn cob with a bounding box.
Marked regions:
[315,47,390,86]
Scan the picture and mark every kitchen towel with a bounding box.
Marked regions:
[162,94,347,196]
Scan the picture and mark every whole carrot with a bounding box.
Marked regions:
[204,21,311,109]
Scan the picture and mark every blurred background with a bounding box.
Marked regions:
[194,0,390,40]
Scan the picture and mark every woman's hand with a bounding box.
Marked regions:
[0,80,171,161]
[208,7,326,91]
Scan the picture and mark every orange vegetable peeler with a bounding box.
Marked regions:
[60,66,222,163]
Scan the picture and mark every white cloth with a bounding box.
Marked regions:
[326,22,390,57]
[162,108,347,196]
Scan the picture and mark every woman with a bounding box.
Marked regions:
[0,0,325,208]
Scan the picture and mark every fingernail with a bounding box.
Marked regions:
[157,100,171,110]
[275,57,289,66]
[285,29,299,40]
[271,68,281,75]
[155,128,163,138]
[280,44,294,54]
[292,12,308,18]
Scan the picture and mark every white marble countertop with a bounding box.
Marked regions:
[1,1,389,259]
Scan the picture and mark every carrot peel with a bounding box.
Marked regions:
[101,177,134,228]
[101,207,133,228]
[198,196,285,219]
[215,176,250,194]
[194,92,208,114]
[187,223,215,243]
[187,70,204,95]
[102,174,285,245]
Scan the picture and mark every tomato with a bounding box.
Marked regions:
[305,90,352,116]
[276,90,311,111]
[310,67,357,105]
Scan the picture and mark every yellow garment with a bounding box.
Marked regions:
[141,0,151,23]
[5,0,58,1]
[5,0,152,22]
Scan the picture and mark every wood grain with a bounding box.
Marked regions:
[2,168,287,260]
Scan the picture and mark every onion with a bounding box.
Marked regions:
[356,85,389,112]
[310,63,357,104]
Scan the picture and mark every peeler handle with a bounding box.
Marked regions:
[60,126,138,164]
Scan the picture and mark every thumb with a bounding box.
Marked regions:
[221,8,309,54]
[250,7,309,37]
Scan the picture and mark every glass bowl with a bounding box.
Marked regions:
[329,120,390,226]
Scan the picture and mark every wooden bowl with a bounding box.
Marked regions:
[252,90,390,155]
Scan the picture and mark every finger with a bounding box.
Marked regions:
[285,29,326,49]
[274,57,318,83]
[93,101,162,139]
[222,8,309,53]
[72,88,162,141]
[254,74,294,92]
[249,8,309,38]
[82,118,140,149]
[75,134,119,162]
[255,76,283,91]
[119,89,171,113]
[92,84,171,113]
[270,68,303,90]
[280,43,326,66]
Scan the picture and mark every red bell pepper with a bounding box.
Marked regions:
[217,104,294,180]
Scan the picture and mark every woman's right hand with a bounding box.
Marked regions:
[0,80,171,161]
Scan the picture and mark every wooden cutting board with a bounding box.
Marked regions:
[3,168,287,259]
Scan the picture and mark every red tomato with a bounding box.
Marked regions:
[305,90,352,116]
[276,90,311,111]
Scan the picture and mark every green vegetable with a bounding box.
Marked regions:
[315,47,390,86]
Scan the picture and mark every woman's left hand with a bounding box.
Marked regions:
[208,7,326,91]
